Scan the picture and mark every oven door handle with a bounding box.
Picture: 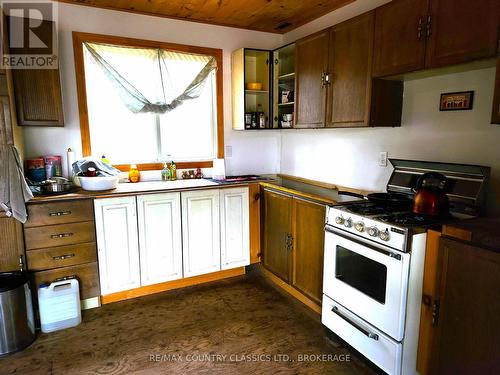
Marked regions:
[331,306,379,341]
[325,225,402,261]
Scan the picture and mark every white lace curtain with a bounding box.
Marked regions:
[83,42,217,114]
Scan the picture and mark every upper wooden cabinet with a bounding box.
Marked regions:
[296,12,403,128]
[373,0,500,77]
[295,31,329,128]
[326,13,374,127]
[373,0,429,77]
[425,0,500,69]
[8,18,64,126]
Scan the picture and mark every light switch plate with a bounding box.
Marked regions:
[225,145,233,158]
[379,151,388,167]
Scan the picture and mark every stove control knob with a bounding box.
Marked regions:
[335,216,345,225]
[344,218,353,228]
[367,226,379,237]
[354,222,365,232]
[379,229,390,241]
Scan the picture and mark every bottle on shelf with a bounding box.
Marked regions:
[257,104,266,129]
[129,164,140,183]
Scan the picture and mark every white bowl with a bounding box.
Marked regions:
[78,176,119,191]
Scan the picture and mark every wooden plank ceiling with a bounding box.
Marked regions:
[57,0,355,33]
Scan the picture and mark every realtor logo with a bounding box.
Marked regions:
[0,0,58,69]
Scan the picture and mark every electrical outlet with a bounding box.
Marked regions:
[379,151,388,167]
[225,145,233,158]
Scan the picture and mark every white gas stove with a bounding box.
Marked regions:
[321,159,490,375]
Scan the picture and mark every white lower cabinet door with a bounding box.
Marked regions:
[94,197,141,295]
[137,193,182,286]
[181,189,221,277]
[220,187,250,270]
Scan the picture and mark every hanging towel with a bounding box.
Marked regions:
[0,144,33,223]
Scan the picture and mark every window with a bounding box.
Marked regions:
[73,33,224,169]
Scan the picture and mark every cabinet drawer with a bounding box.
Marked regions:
[32,262,100,300]
[26,242,97,271]
[25,200,93,227]
[24,221,96,250]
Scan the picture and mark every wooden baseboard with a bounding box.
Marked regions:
[101,267,246,304]
[258,265,321,314]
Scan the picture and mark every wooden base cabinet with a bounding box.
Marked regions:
[417,230,500,374]
[262,189,292,282]
[262,188,326,305]
[137,193,183,286]
[0,217,24,272]
[94,197,141,295]
[24,199,100,306]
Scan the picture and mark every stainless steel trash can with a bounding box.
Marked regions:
[0,272,36,356]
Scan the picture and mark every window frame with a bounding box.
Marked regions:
[72,31,224,171]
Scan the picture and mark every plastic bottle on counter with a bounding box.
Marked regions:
[129,164,140,183]
[169,161,177,181]
[101,155,110,164]
[161,162,171,181]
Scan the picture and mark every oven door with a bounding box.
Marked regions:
[323,225,410,341]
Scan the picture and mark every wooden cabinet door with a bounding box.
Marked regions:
[262,189,292,282]
[425,0,499,68]
[181,189,220,277]
[326,12,374,128]
[295,31,329,128]
[94,197,141,295]
[291,198,325,304]
[429,238,500,374]
[0,217,24,272]
[220,187,250,270]
[137,193,182,286]
[373,0,429,77]
[9,19,64,126]
[493,56,500,124]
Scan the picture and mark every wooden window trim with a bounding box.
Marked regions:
[72,31,224,171]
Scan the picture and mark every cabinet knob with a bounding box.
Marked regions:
[254,193,261,201]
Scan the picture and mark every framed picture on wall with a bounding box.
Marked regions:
[439,91,474,111]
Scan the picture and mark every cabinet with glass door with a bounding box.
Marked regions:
[231,48,271,130]
[272,44,295,129]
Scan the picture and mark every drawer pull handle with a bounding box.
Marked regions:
[49,211,72,217]
[52,253,75,261]
[50,232,74,239]
[331,306,379,341]
[53,275,77,282]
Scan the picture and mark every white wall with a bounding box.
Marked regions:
[22,2,283,176]
[280,68,500,215]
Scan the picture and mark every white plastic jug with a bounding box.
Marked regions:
[38,279,81,333]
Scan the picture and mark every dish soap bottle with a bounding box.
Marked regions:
[169,161,177,181]
[129,164,140,183]
[161,162,171,181]
[101,155,110,164]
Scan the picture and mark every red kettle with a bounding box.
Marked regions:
[413,172,449,216]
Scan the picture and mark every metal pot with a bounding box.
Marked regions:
[39,177,73,194]
[412,172,449,216]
